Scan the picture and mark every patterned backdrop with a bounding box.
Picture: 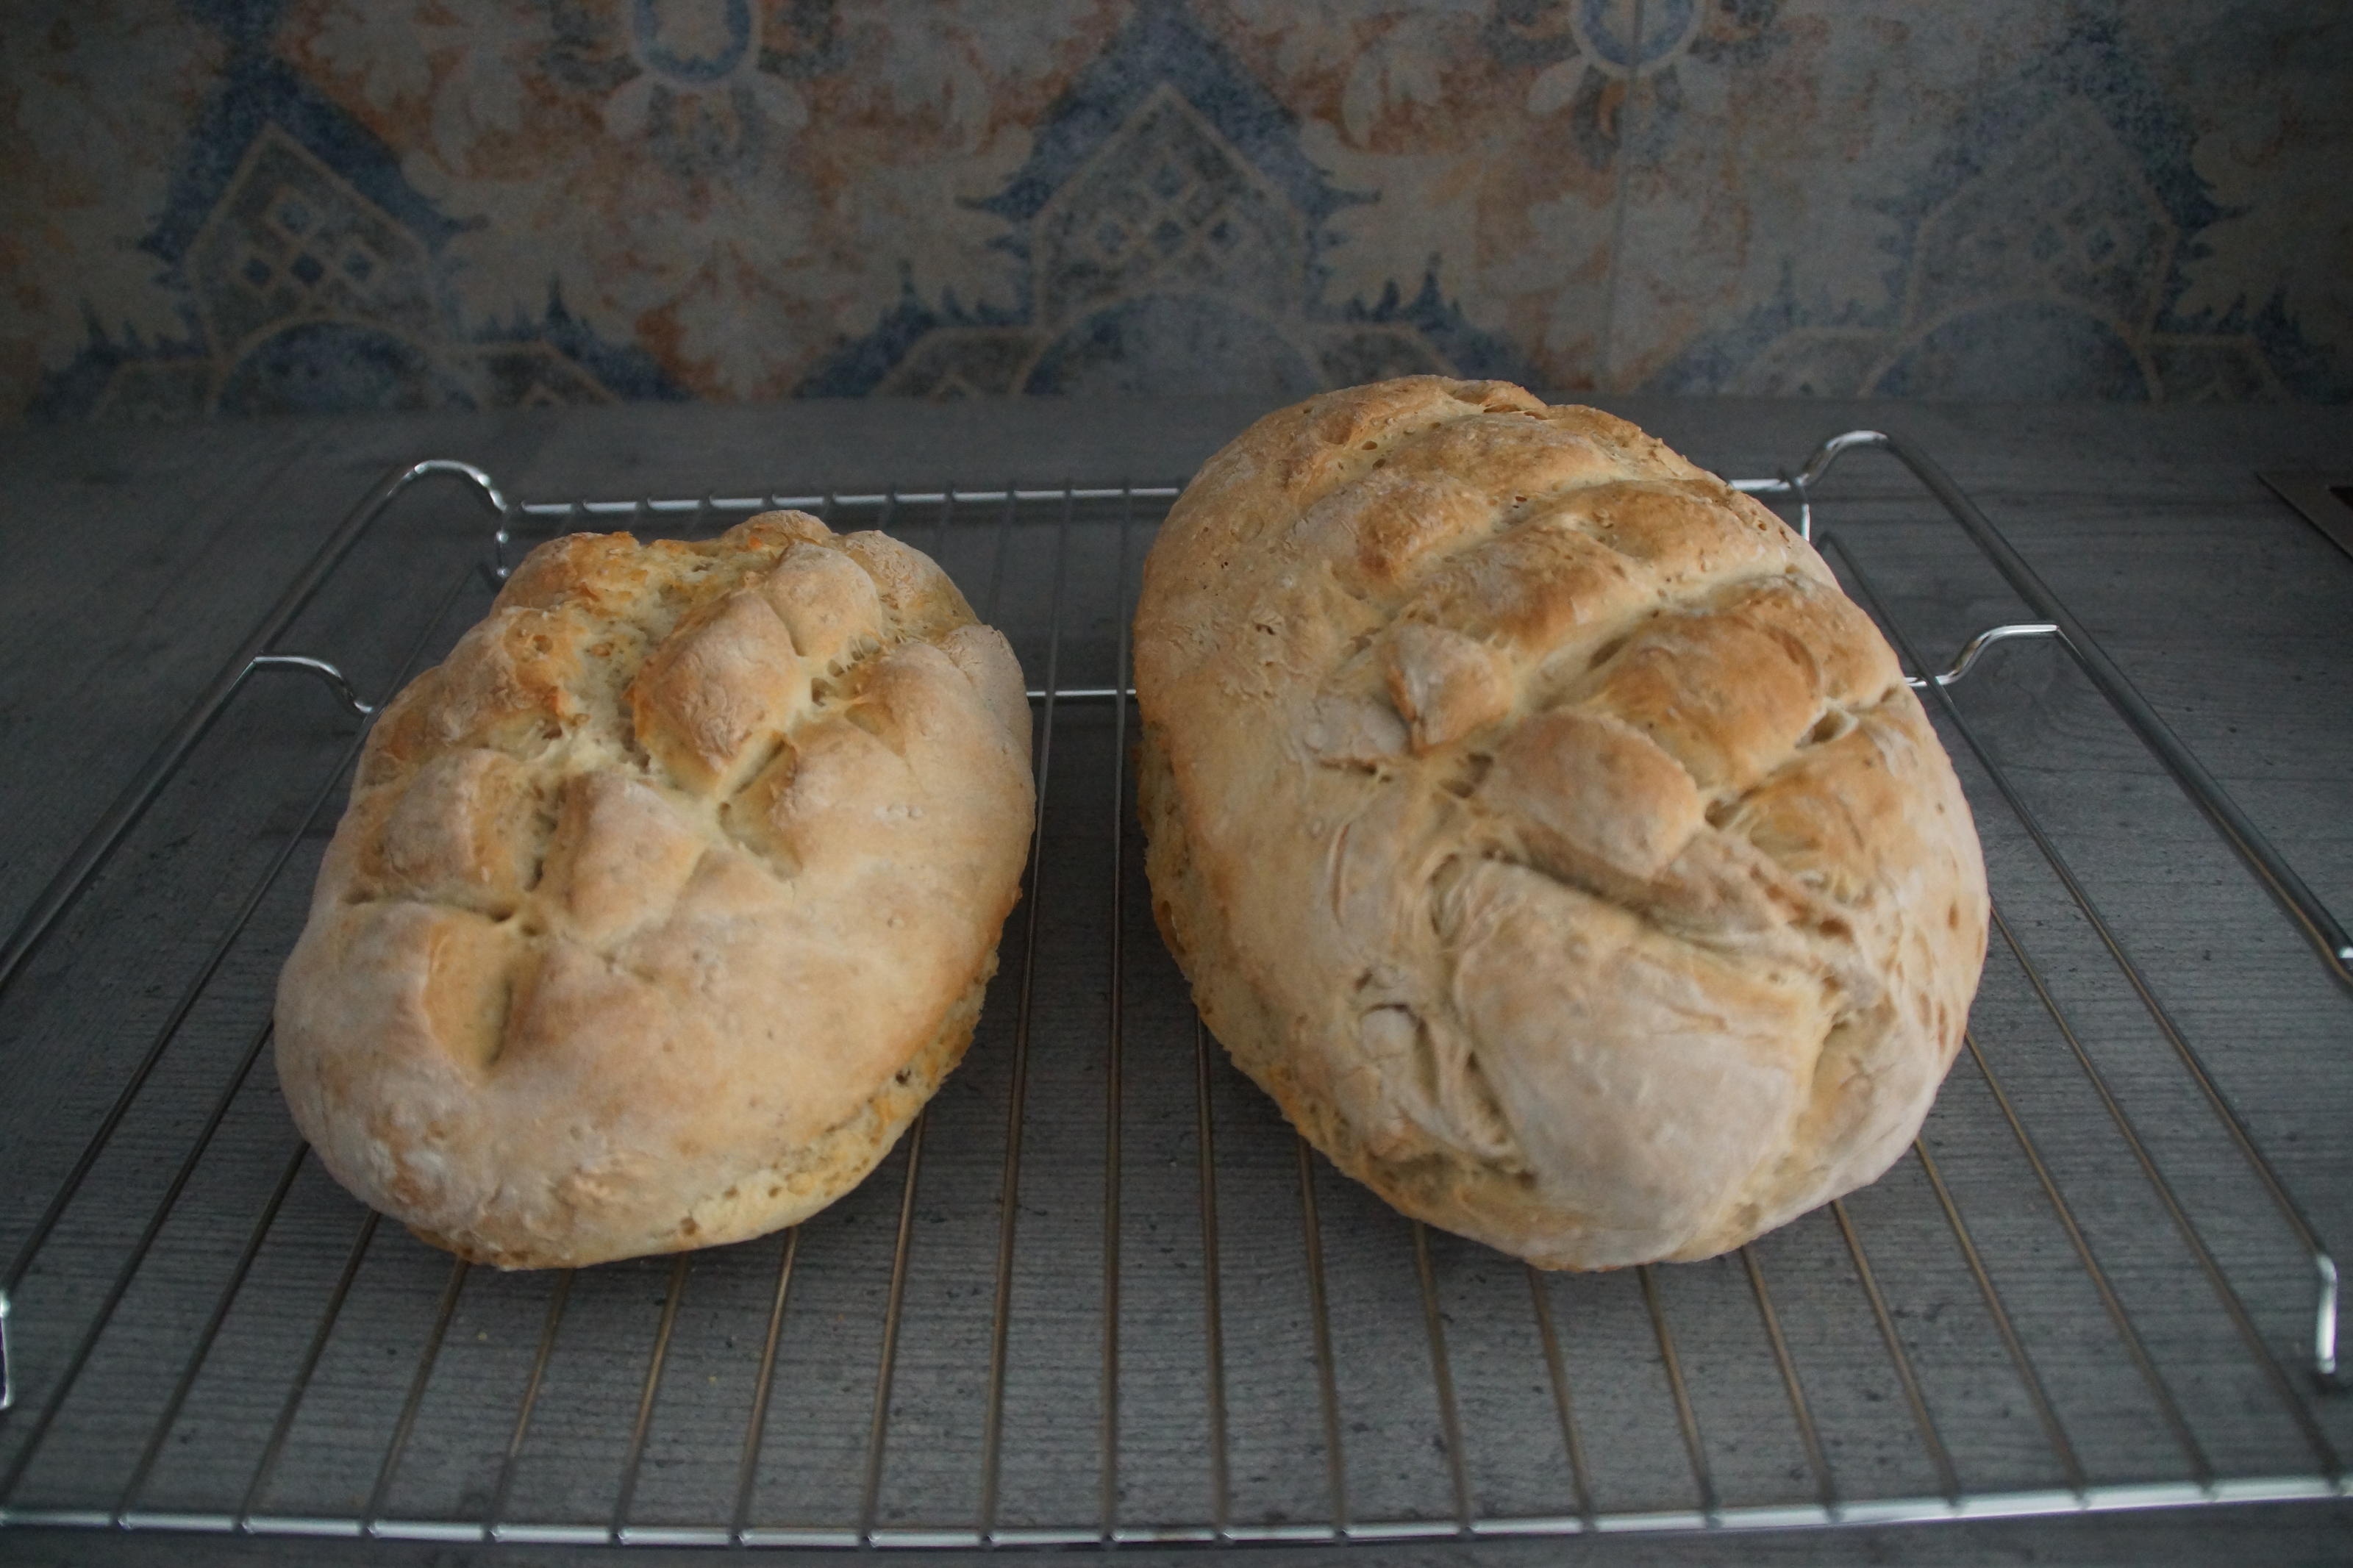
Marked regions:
[4,0,2346,420]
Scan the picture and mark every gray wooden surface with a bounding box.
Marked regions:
[1,395,2350,1566]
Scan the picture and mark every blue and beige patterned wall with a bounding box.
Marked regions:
[5,0,2346,420]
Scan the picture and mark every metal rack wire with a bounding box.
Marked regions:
[0,435,2346,1549]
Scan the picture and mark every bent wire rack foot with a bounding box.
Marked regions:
[1,437,2346,1548]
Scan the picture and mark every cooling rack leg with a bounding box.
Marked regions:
[2317,1256,2340,1387]
[1902,623,2060,691]
[246,654,376,717]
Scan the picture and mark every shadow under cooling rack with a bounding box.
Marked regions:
[0,439,2346,1547]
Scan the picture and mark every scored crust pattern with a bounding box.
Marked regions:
[1134,378,1990,1267]
[276,514,1034,1268]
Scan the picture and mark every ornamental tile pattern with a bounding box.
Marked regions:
[2,0,2345,419]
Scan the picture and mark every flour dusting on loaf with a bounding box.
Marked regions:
[276,514,1034,1268]
[1134,377,1988,1267]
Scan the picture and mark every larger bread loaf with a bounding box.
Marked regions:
[1134,378,1988,1268]
[276,513,1034,1268]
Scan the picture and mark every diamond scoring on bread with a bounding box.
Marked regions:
[1134,377,1989,1268]
[276,512,1034,1269]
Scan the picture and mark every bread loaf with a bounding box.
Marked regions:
[275,513,1034,1268]
[1134,378,1988,1267]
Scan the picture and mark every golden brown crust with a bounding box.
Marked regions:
[276,514,1035,1268]
[1133,377,1988,1268]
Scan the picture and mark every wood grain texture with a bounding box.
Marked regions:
[1,397,2349,1566]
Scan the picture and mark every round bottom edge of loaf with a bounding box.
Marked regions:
[1139,713,1929,1275]
[401,953,996,1270]
[1136,723,1604,1267]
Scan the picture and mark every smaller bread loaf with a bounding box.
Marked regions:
[1135,378,1989,1269]
[276,513,1034,1268]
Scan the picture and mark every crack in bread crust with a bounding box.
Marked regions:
[276,515,1035,1269]
[1134,377,1989,1270]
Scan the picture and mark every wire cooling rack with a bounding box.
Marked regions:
[0,435,2346,1549]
